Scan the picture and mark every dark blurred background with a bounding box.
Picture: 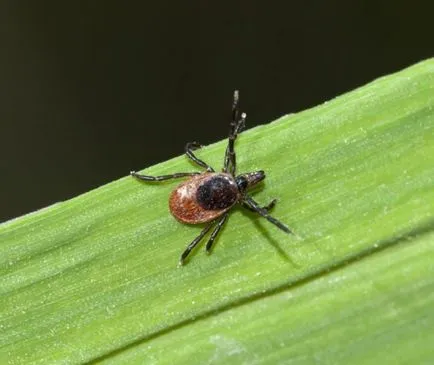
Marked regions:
[1,1,433,222]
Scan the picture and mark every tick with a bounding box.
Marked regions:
[131,91,292,265]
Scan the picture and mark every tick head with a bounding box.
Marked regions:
[235,170,265,193]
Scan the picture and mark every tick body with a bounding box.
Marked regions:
[131,91,292,265]
[170,173,238,224]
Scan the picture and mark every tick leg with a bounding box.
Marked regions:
[131,171,200,182]
[243,195,292,234]
[263,199,277,211]
[179,222,216,265]
[223,90,246,175]
[242,198,277,213]
[205,213,229,253]
[185,142,215,172]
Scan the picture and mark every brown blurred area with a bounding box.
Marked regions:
[1,1,433,221]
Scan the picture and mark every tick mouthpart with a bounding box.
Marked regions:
[235,170,266,192]
[245,170,265,187]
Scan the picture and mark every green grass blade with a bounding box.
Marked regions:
[1,59,434,364]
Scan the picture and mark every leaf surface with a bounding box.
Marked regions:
[1,59,434,364]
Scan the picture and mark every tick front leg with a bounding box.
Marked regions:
[179,222,216,265]
[242,198,277,213]
[243,195,291,234]
[205,213,229,253]
[263,199,277,211]
[185,142,215,172]
[223,90,246,175]
[131,171,200,182]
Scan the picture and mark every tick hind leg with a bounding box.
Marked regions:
[131,171,200,182]
[205,213,229,253]
[185,142,214,172]
[179,221,215,265]
[179,213,229,265]
[224,90,247,175]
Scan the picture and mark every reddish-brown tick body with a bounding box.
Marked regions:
[169,173,239,224]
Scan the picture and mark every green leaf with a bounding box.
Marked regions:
[1,59,434,364]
